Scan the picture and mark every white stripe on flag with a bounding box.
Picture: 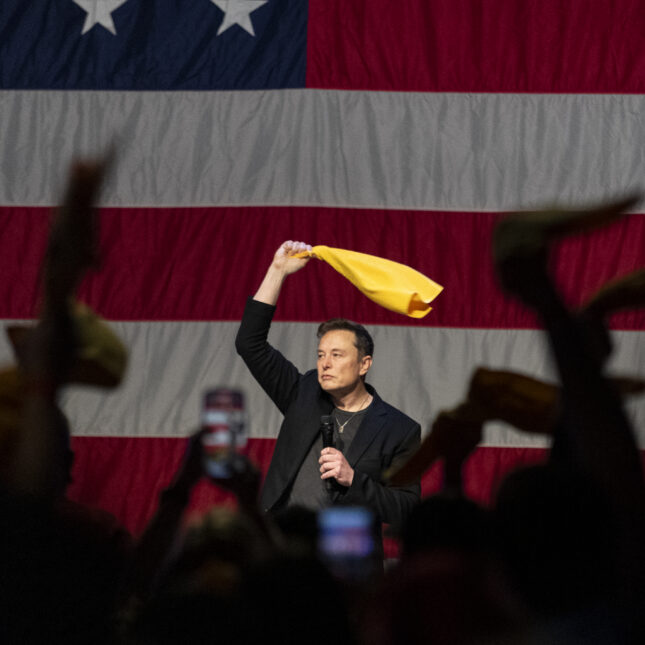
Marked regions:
[1,90,644,211]
[0,320,631,445]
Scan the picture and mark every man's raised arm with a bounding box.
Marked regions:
[236,240,313,415]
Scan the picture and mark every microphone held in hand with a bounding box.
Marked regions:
[321,414,334,449]
[320,415,335,494]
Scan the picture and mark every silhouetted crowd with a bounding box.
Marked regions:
[2,161,645,644]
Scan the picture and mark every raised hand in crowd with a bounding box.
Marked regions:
[492,195,645,629]
[0,155,135,645]
[127,426,275,607]
[5,156,111,497]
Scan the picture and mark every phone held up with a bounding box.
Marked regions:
[201,388,247,479]
[317,506,378,582]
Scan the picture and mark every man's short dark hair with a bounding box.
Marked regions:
[316,319,374,358]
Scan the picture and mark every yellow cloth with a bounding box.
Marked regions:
[297,245,443,318]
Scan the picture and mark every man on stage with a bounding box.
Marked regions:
[235,240,421,533]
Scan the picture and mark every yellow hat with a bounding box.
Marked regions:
[6,302,128,389]
[297,245,443,318]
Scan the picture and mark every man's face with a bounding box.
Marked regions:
[317,329,372,395]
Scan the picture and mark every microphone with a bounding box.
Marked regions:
[320,415,335,493]
[321,414,334,449]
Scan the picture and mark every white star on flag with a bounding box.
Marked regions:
[73,0,129,35]
[211,0,268,37]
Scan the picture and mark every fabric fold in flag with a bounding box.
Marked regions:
[297,245,443,318]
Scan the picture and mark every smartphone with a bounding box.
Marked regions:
[201,388,247,478]
[317,506,377,581]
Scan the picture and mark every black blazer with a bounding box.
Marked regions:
[235,298,421,530]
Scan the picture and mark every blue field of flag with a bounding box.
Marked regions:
[0,0,307,90]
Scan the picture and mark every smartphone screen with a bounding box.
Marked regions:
[201,388,246,478]
[317,507,376,581]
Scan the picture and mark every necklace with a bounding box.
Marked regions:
[336,393,371,434]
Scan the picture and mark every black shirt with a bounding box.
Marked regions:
[286,404,371,511]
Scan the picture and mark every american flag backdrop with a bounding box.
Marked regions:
[2,0,645,539]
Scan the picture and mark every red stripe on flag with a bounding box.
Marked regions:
[2,206,645,329]
[67,436,278,535]
[307,0,645,92]
[68,436,554,558]
[67,436,554,535]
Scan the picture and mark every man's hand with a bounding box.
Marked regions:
[319,447,354,487]
[253,240,313,305]
[271,240,312,276]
